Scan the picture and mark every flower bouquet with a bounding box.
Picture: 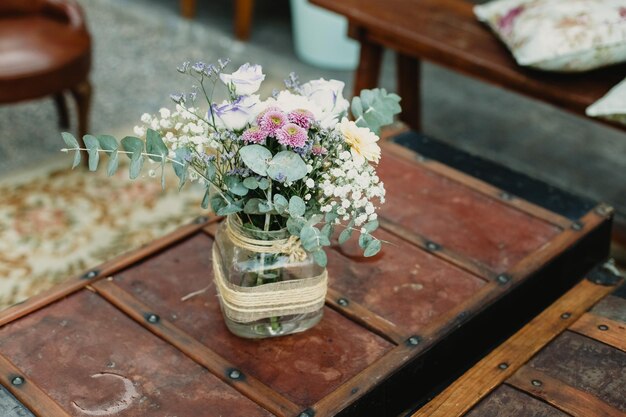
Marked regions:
[61,59,401,338]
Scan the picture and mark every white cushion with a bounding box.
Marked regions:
[587,77,626,124]
[475,0,626,72]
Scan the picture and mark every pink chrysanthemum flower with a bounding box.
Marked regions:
[276,123,308,148]
[311,145,328,156]
[288,109,315,129]
[241,126,267,144]
[258,108,286,135]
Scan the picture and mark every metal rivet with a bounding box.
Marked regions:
[337,298,349,307]
[407,336,421,346]
[82,269,99,279]
[298,409,315,417]
[145,313,160,324]
[498,363,509,370]
[561,312,571,319]
[497,274,511,284]
[194,216,209,224]
[598,324,609,331]
[350,387,359,394]
[229,369,242,380]
[595,206,610,216]
[11,376,24,386]
[426,241,440,251]
[571,222,583,231]
[500,192,513,201]
[531,379,542,387]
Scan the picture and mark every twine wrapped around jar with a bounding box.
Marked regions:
[212,217,328,323]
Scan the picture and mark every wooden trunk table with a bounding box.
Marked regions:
[412,262,625,417]
[0,133,614,417]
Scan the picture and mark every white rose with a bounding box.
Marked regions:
[272,91,323,118]
[300,78,349,128]
[219,63,265,96]
[212,95,260,131]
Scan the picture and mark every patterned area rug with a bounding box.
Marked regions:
[0,160,206,308]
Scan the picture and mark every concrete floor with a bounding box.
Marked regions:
[1,0,625,226]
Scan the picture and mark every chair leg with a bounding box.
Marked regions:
[70,80,92,165]
[396,53,421,131]
[53,93,70,129]
[234,0,254,41]
[353,37,383,96]
[180,0,196,18]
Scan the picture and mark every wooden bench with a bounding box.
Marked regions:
[412,261,625,417]
[0,135,613,417]
[310,0,626,133]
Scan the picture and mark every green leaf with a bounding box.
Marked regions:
[97,135,118,153]
[286,217,305,236]
[289,196,306,217]
[243,177,259,190]
[173,148,190,190]
[83,134,100,172]
[98,135,119,177]
[121,136,144,179]
[321,223,333,240]
[209,194,226,212]
[273,194,288,214]
[359,232,374,249]
[61,132,79,148]
[363,220,379,233]
[364,239,382,257]
[224,176,248,196]
[206,163,217,181]
[312,249,327,267]
[267,151,307,183]
[338,228,353,245]
[324,212,339,223]
[217,203,242,216]
[300,226,319,251]
[259,201,273,213]
[201,187,210,209]
[72,149,82,169]
[306,214,323,227]
[352,88,402,134]
[244,198,264,214]
[258,178,270,190]
[146,129,168,162]
[107,152,119,177]
[239,145,272,176]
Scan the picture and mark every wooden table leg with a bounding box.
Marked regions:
[396,53,421,131]
[353,38,383,96]
[70,80,92,166]
[53,92,70,130]
[234,0,255,41]
[180,0,197,18]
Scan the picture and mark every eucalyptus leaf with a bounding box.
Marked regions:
[97,135,118,153]
[286,217,305,236]
[267,151,307,182]
[210,194,226,213]
[300,226,320,252]
[288,196,306,217]
[121,136,144,179]
[217,203,243,216]
[173,148,190,190]
[72,149,81,169]
[242,177,259,190]
[201,187,210,209]
[224,176,248,196]
[83,134,100,172]
[321,223,333,240]
[363,220,379,233]
[324,212,338,223]
[273,194,288,214]
[312,249,327,267]
[239,145,272,176]
[146,129,168,162]
[61,132,79,148]
[359,232,374,249]
[351,88,402,134]
[107,152,119,177]
[206,163,216,181]
[244,198,264,214]
[258,178,270,190]
[364,239,382,257]
[306,214,323,227]
[338,228,353,245]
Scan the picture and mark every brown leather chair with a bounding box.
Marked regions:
[0,0,92,145]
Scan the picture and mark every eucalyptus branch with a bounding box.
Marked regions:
[61,147,185,166]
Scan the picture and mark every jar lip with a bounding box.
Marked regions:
[227,214,288,239]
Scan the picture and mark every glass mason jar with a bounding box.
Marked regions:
[213,215,326,339]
